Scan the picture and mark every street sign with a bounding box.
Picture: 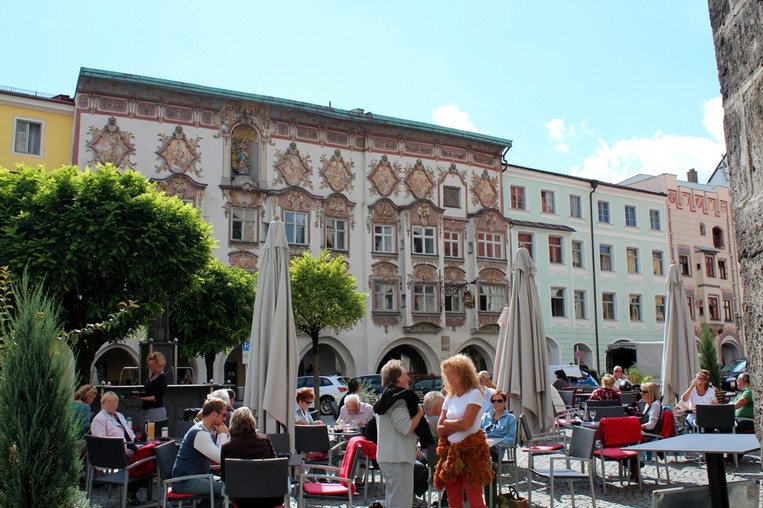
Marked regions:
[242,341,250,364]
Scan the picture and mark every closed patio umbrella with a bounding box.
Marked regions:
[661,262,699,407]
[243,219,297,441]
[494,247,555,435]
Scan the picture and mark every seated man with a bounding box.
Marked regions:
[172,397,230,500]
[733,372,754,432]
[612,366,632,392]
[338,394,374,427]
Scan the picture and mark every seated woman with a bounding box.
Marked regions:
[552,370,570,390]
[680,369,717,427]
[91,391,136,455]
[71,384,97,439]
[640,382,664,433]
[480,390,517,462]
[295,387,324,425]
[588,374,620,401]
[220,407,282,508]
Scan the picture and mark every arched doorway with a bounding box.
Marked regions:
[298,343,348,377]
[377,345,428,377]
[93,344,139,386]
[546,337,561,365]
[573,343,595,371]
[720,337,742,365]
[224,346,244,386]
[459,345,489,372]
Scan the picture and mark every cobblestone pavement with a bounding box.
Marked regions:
[90,448,763,508]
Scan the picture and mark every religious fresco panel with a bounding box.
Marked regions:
[273,142,313,188]
[319,149,355,192]
[368,155,401,197]
[86,116,137,169]
[403,160,436,201]
[155,125,203,177]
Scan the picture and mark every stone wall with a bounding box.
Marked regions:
[707,0,763,443]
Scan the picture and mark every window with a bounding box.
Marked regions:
[626,248,639,274]
[687,296,695,320]
[373,283,397,312]
[326,218,347,251]
[14,119,42,155]
[477,232,504,259]
[625,205,637,227]
[712,227,724,249]
[679,255,691,276]
[698,300,705,316]
[723,299,733,322]
[718,259,728,279]
[629,294,643,321]
[374,225,395,253]
[412,226,436,255]
[569,195,582,218]
[655,296,666,322]
[284,211,307,244]
[550,288,566,317]
[700,223,706,236]
[708,296,720,320]
[413,284,438,313]
[548,236,563,264]
[571,240,583,268]
[517,233,533,258]
[443,186,461,208]
[649,209,661,231]
[598,201,610,223]
[479,285,506,312]
[602,293,616,320]
[705,255,715,277]
[444,289,462,313]
[574,290,586,319]
[541,190,556,213]
[510,186,526,210]
[652,250,664,276]
[599,245,613,271]
[443,230,461,258]
[230,207,257,242]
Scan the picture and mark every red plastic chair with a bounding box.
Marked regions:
[594,416,642,493]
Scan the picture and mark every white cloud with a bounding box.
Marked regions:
[569,97,726,183]
[431,105,478,132]
[553,143,569,153]
[544,118,566,140]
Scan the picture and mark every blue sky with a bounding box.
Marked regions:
[3,1,724,183]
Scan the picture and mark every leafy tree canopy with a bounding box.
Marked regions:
[170,258,256,380]
[290,250,367,402]
[0,165,215,379]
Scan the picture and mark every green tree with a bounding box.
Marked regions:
[0,273,81,507]
[290,250,367,408]
[170,258,257,381]
[0,165,215,381]
[699,323,722,388]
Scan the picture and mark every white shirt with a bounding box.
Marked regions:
[338,402,374,427]
[91,409,136,443]
[687,386,717,410]
[443,387,484,443]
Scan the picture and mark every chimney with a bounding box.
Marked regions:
[687,168,698,183]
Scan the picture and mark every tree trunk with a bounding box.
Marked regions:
[311,333,321,413]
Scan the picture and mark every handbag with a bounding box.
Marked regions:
[495,486,528,508]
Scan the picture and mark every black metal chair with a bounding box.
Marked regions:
[587,405,625,422]
[223,457,290,508]
[84,435,155,508]
[696,403,738,466]
[267,432,291,457]
[295,424,342,465]
[154,441,215,507]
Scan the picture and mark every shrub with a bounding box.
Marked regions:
[624,364,652,385]
[698,323,722,388]
[0,273,81,506]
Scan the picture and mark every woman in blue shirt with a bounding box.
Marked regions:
[480,390,517,462]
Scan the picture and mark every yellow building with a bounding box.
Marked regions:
[0,86,74,170]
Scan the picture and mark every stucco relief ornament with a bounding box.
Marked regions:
[471,169,499,208]
[320,149,355,192]
[404,160,436,200]
[273,142,313,188]
[368,155,401,197]
[86,117,137,168]
[155,125,202,176]
[417,203,431,224]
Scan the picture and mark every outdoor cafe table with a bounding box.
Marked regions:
[623,433,760,508]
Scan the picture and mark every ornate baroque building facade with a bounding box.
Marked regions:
[72,68,513,383]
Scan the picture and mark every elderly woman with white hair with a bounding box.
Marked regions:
[337,394,374,427]
[91,391,136,455]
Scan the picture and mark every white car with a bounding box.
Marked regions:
[296,375,349,415]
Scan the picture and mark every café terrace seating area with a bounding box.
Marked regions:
[85,392,763,508]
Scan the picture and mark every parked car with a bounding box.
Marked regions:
[296,375,349,415]
[356,374,384,403]
[412,376,443,402]
[720,358,746,392]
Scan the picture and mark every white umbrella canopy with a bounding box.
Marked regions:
[243,220,297,442]
[494,247,555,435]
[661,262,699,407]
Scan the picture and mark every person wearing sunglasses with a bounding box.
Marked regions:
[480,390,516,462]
